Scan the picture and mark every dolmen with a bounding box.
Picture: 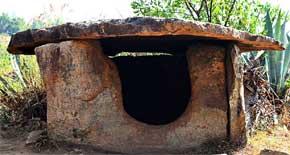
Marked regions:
[7,17,283,153]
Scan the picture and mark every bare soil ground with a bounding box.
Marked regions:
[0,131,113,155]
[0,126,289,155]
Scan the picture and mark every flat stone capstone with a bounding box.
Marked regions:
[7,17,283,55]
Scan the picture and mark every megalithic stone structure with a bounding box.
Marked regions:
[7,17,283,153]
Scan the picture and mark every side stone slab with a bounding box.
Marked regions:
[226,44,247,145]
[35,40,229,153]
[35,40,123,145]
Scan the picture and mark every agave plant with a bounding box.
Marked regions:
[264,10,290,95]
[10,55,27,88]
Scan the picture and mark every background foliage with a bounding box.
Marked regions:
[0,5,67,97]
[131,0,288,34]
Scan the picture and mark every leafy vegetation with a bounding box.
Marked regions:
[264,10,290,95]
[0,33,45,134]
[0,33,42,95]
[0,13,29,34]
[0,3,68,95]
[131,0,287,34]
[0,3,70,128]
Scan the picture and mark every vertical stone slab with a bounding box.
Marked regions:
[185,43,228,144]
[226,44,246,145]
[35,40,121,143]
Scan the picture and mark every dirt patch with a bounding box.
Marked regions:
[0,125,289,154]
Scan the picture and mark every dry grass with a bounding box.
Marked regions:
[0,87,46,135]
[235,126,290,155]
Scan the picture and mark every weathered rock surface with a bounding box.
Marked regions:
[8,17,283,54]
[226,44,247,145]
[35,40,228,153]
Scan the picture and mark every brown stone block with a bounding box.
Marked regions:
[35,41,230,153]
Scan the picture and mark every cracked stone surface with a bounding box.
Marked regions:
[8,17,283,54]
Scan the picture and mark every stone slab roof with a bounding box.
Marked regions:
[7,17,284,54]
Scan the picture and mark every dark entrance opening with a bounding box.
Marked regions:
[110,53,191,125]
[101,36,192,125]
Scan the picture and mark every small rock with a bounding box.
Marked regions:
[25,130,45,145]
[73,148,82,153]
[260,149,289,155]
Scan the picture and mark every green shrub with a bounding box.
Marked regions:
[0,34,42,96]
[264,10,290,95]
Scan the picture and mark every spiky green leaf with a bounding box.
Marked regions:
[265,10,273,38]
[274,10,282,40]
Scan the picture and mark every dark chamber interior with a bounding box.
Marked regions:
[102,36,195,125]
[110,54,191,125]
